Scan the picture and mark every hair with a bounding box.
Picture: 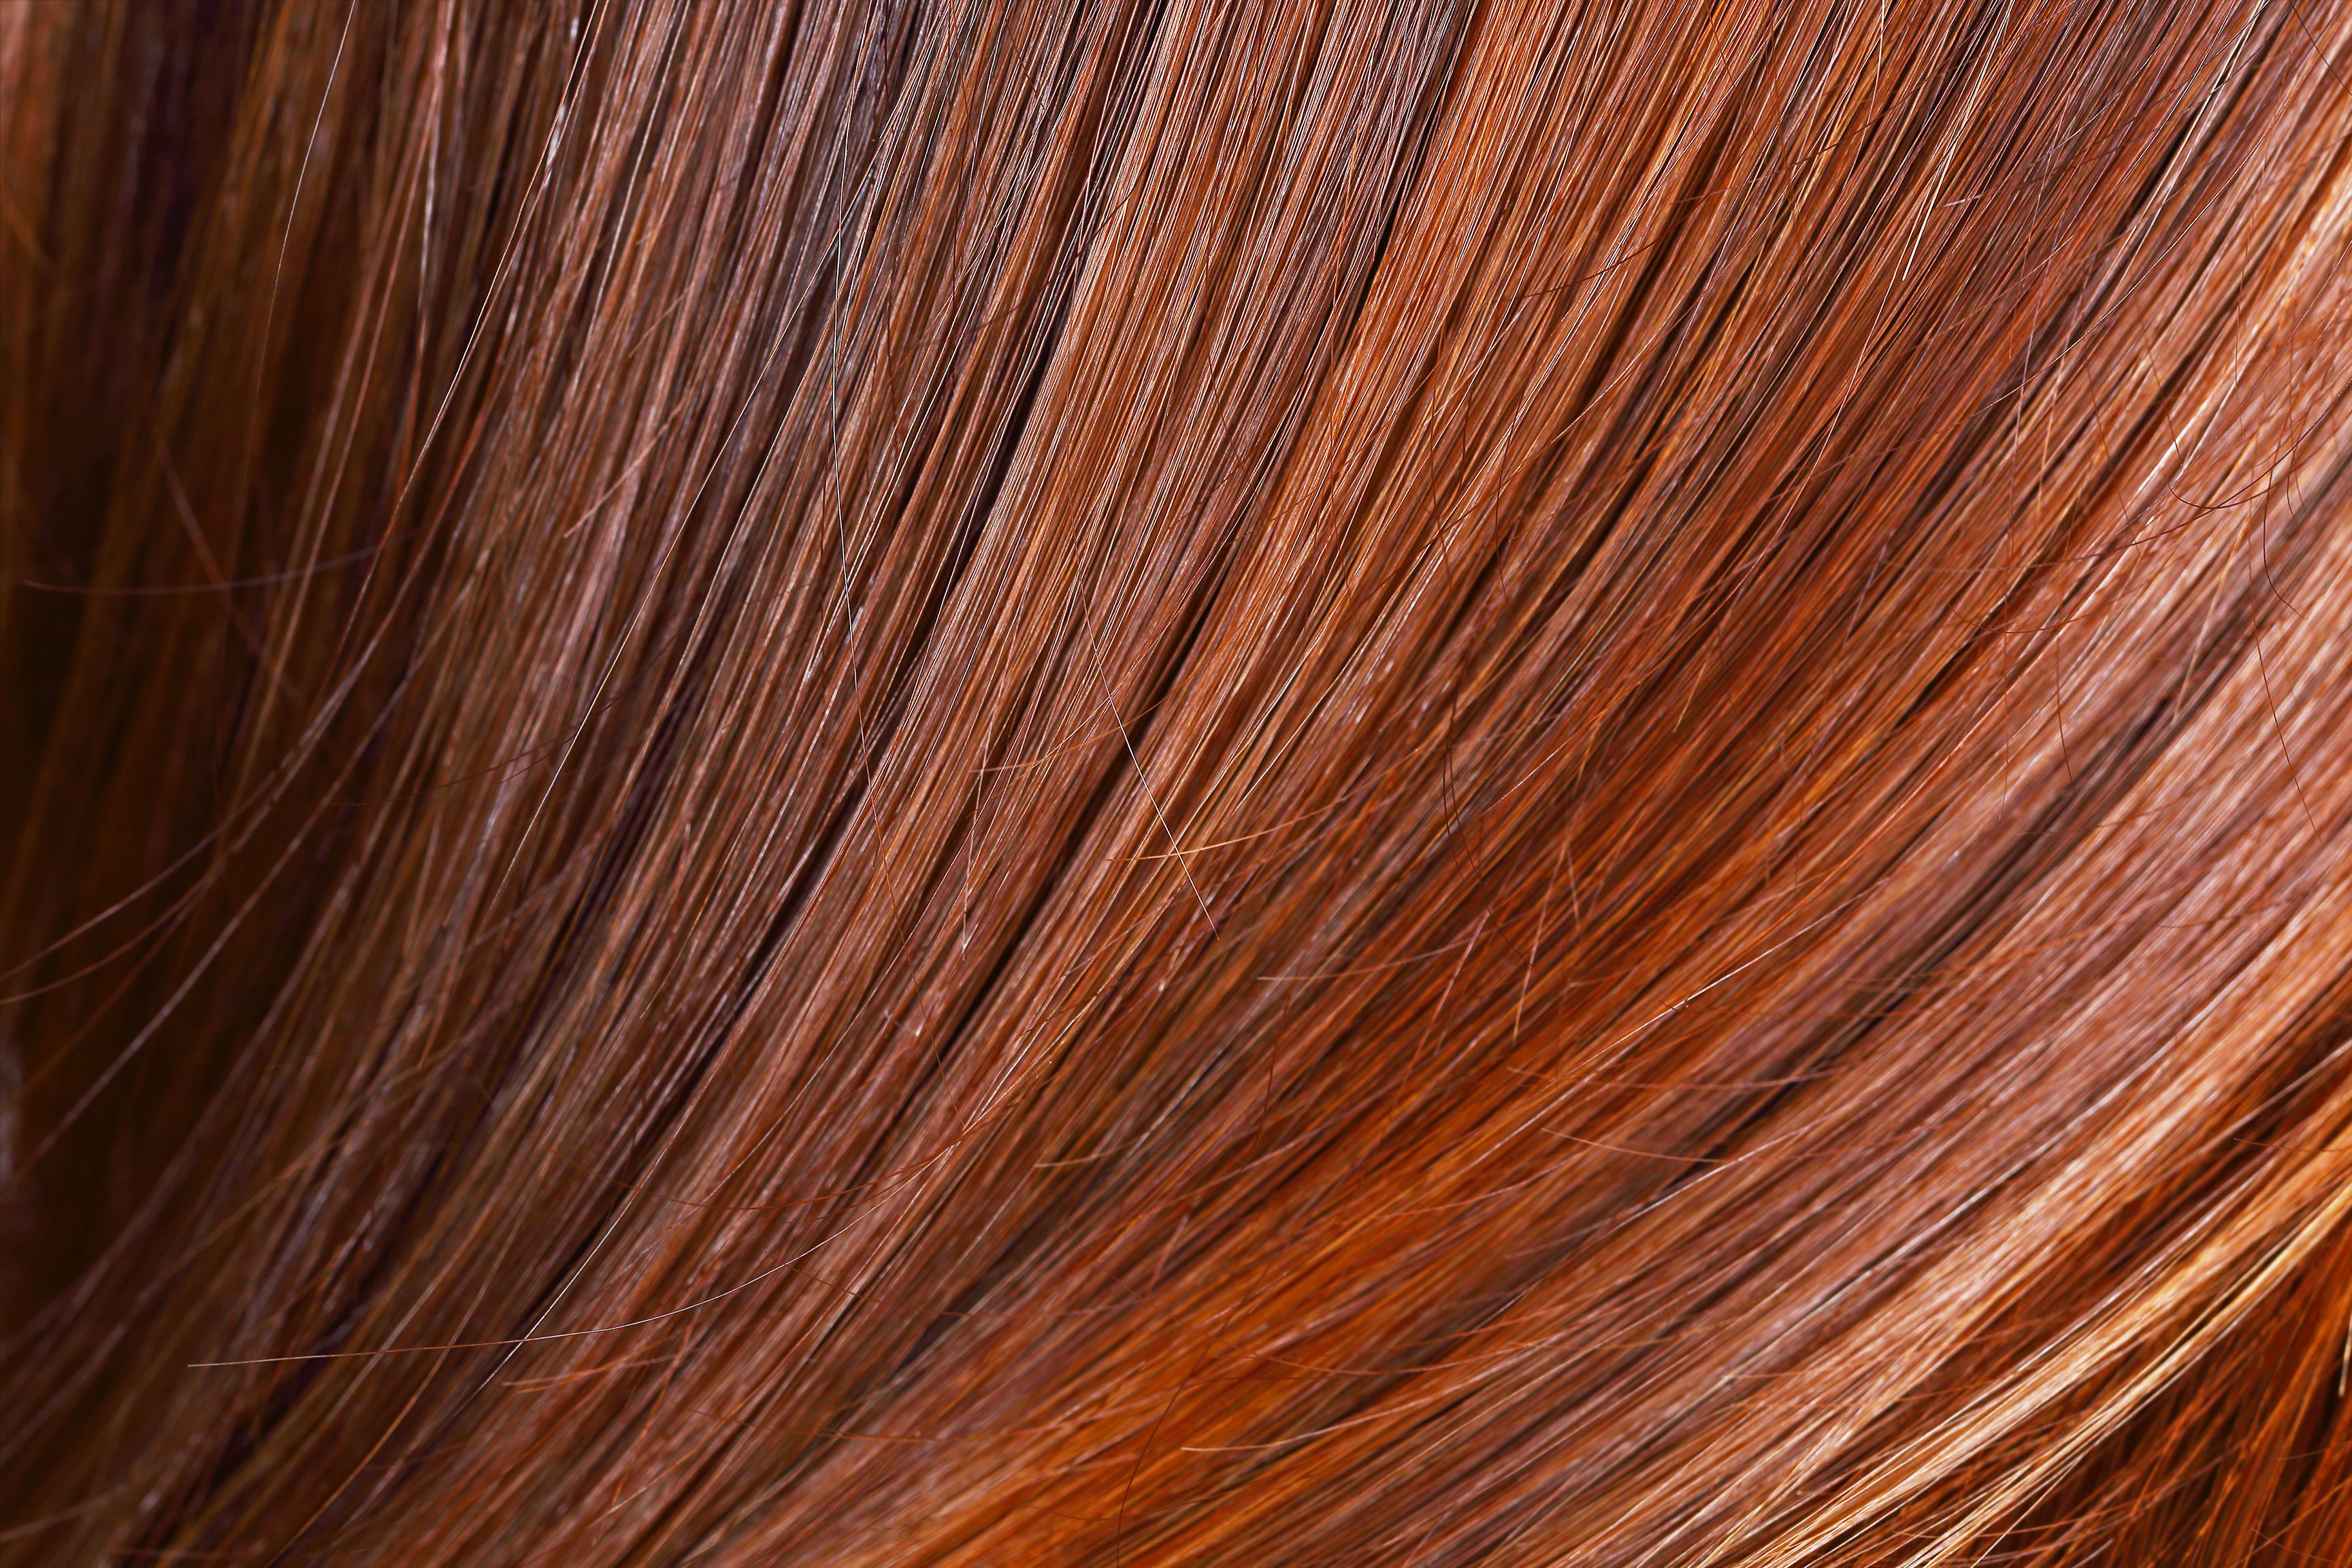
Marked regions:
[5,0,2352,1562]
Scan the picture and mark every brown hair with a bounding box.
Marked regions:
[7,0,2352,1561]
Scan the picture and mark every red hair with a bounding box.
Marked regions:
[7,0,2352,1561]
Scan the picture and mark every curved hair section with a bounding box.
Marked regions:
[6,1,2352,1562]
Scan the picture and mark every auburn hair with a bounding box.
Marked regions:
[7,0,2352,1562]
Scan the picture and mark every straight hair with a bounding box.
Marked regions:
[7,1,2352,1562]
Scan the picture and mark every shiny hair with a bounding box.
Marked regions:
[8,1,2352,1562]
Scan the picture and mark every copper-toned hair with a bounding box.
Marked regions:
[7,0,2352,1561]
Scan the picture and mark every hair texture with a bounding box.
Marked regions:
[7,0,2352,1563]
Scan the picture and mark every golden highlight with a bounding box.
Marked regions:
[7,0,2352,1562]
